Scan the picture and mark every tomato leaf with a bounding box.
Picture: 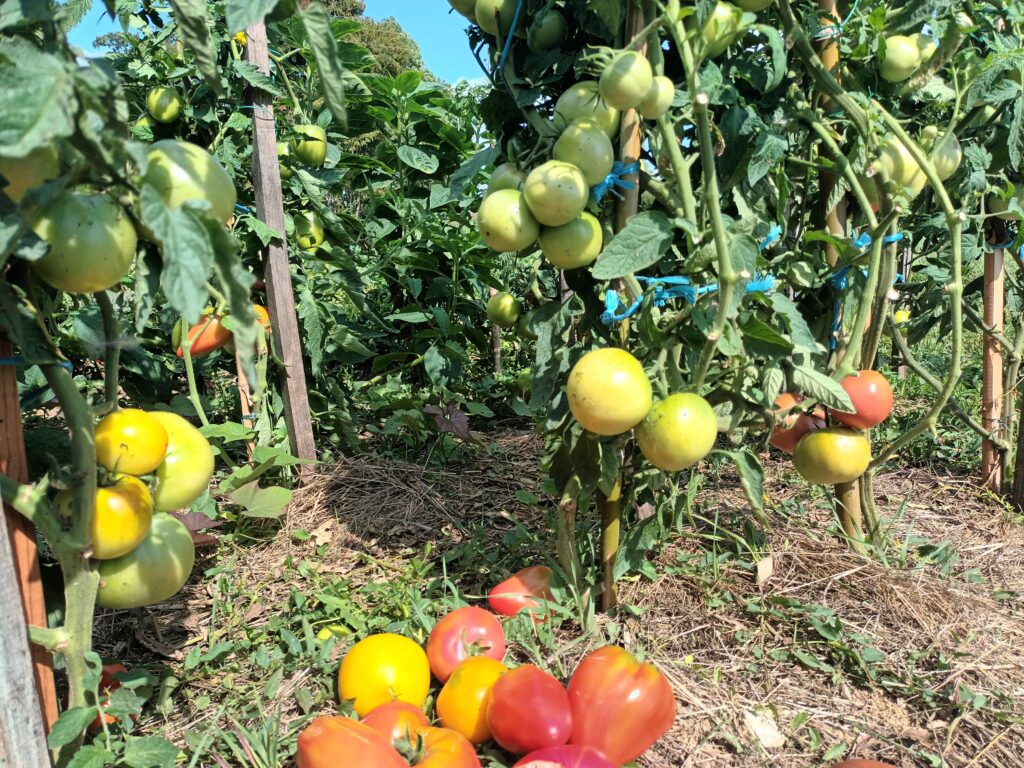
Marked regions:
[769,294,822,355]
[168,0,224,97]
[0,38,77,155]
[225,0,277,34]
[0,282,60,364]
[791,365,854,411]
[1008,92,1024,173]
[230,482,294,519]
[65,745,111,768]
[0,0,49,31]
[122,735,179,768]
[206,219,258,387]
[590,211,674,280]
[587,0,620,36]
[299,2,347,125]
[230,59,284,97]
[397,145,440,175]
[46,706,98,748]
[712,449,765,518]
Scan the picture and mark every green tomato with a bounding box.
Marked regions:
[146,86,182,124]
[31,192,137,293]
[487,292,521,328]
[599,50,653,110]
[911,32,937,64]
[149,411,215,512]
[488,163,527,195]
[515,367,533,394]
[145,140,237,223]
[290,124,327,167]
[553,119,614,187]
[523,160,589,227]
[734,0,771,10]
[0,144,59,202]
[553,81,620,138]
[638,75,675,120]
[875,138,925,198]
[277,141,293,180]
[879,35,921,83]
[96,513,196,610]
[538,212,603,270]
[516,311,537,341]
[928,130,962,182]
[701,2,745,58]
[294,210,325,252]
[635,393,718,471]
[528,9,566,52]
[477,188,539,252]
[989,190,1024,221]
[475,0,519,37]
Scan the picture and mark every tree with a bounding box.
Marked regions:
[324,0,433,79]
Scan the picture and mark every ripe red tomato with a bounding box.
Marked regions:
[89,663,128,730]
[296,716,406,768]
[832,370,894,430]
[175,314,233,358]
[426,606,506,682]
[487,665,572,755]
[769,394,825,454]
[513,745,615,768]
[361,701,429,745]
[488,565,554,621]
[567,647,674,765]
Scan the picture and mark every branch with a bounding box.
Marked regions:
[0,473,63,549]
[95,291,121,411]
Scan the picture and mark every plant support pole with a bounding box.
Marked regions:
[982,244,1005,491]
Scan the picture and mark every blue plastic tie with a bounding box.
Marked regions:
[495,0,524,73]
[591,161,640,204]
[759,225,783,251]
[235,203,253,214]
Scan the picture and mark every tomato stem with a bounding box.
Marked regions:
[599,477,622,612]
[95,291,121,411]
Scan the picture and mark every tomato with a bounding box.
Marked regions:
[911,32,937,64]
[528,9,566,52]
[515,367,533,394]
[55,476,152,560]
[95,408,169,476]
[254,304,271,330]
[769,394,825,455]
[297,716,406,768]
[874,137,925,197]
[793,427,871,485]
[734,0,771,10]
[517,311,537,341]
[488,565,554,620]
[145,140,237,223]
[513,745,615,768]
[553,81,620,138]
[96,513,195,609]
[362,701,430,745]
[832,370,894,430]
[567,646,674,765]
[487,292,522,328]
[488,665,572,754]
[477,189,540,252]
[294,210,325,252]
[635,393,717,471]
[414,727,481,768]
[437,657,508,743]
[427,606,506,682]
[879,35,921,83]
[567,348,652,436]
[553,120,614,187]
[475,0,519,37]
[488,163,527,195]
[175,314,233,358]
[921,127,962,181]
[89,663,129,730]
[447,0,476,19]
[989,191,1024,221]
[291,124,327,167]
[146,86,182,123]
[149,411,215,512]
[599,50,653,110]
[31,192,137,293]
[0,144,60,202]
[701,2,745,58]
[538,212,603,270]
[278,142,293,180]
[338,634,431,717]
[638,75,675,120]
[893,309,911,324]
[523,160,588,227]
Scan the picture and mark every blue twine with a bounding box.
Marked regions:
[495,0,524,73]
[235,203,253,214]
[759,225,783,251]
[591,161,640,204]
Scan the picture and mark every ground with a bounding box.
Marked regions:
[93,432,1024,767]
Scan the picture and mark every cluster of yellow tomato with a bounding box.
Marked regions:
[79,408,214,609]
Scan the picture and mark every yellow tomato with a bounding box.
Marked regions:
[436,657,508,744]
[793,427,871,485]
[95,408,169,476]
[567,348,652,436]
[56,476,153,560]
[635,393,718,471]
[338,634,430,717]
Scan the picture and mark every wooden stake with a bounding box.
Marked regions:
[234,350,256,462]
[0,343,58,731]
[245,21,318,468]
[982,245,1005,491]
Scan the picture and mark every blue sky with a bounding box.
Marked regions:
[67,0,482,83]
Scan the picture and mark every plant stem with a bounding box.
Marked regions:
[270,52,305,119]
[834,479,865,553]
[95,291,121,411]
[655,114,698,228]
[599,476,622,612]
[179,317,211,427]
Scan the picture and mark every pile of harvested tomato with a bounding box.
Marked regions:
[296,566,674,767]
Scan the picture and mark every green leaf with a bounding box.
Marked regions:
[591,211,674,280]
[1009,92,1024,173]
[168,0,223,97]
[66,745,111,768]
[739,315,793,355]
[394,70,421,94]
[47,706,98,748]
[588,0,620,35]
[448,147,499,197]
[299,2,347,124]
[225,0,277,33]
[133,248,162,334]
[206,220,257,385]
[0,38,76,154]
[0,282,60,364]
[230,59,284,97]
[753,24,786,92]
[229,482,294,519]
[770,293,821,354]
[714,449,765,517]
[0,0,49,31]
[298,285,325,375]
[747,133,787,186]
[397,145,439,174]
[122,736,179,768]
[791,365,854,411]
[386,311,432,323]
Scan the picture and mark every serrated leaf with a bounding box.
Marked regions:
[0,0,50,31]
[0,38,76,154]
[769,293,821,354]
[449,147,499,196]
[133,248,162,334]
[747,133,787,186]
[1009,93,1024,172]
[588,0,620,35]
[714,449,764,517]
[591,211,674,280]
[740,315,793,355]
[229,482,293,519]
[397,145,439,174]
[225,0,277,34]
[206,219,257,386]
[66,745,111,768]
[47,706,98,748]
[230,59,284,97]
[299,2,346,124]
[169,0,223,97]
[298,285,324,375]
[0,281,60,363]
[122,736,179,768]
[791,365,854,410]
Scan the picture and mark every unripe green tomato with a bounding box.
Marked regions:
[879,35,921,83]
[447,0,475,19]
[488,163,527,195]
[0,144,59,202]
[553,119,614,187]
[734,0,771,10]
[553,81,620,138]
[911,32,937,64]
[876,138,925,197]
[523,160,589,227]
[291,124,327,166]
[146,86,182,123]
[516,310,537,341]
[638,76,675,120]
[294,210,325,252]
[487,291,521,328]
[477,188,539,252]
[515,367,533,393]
[701,2,745,58]
[475,0,518,37]
[989,190,1024,221]
[793,427,871,485]
[636,393,717,471]
[538,212,603,270]
[145,140,237,223]
[928,131,962,182]
[528,9,566,52]
[277,142,293,180]
[599,50,653,110]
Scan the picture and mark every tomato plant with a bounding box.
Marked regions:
[338,633,431,716]
[426,606,506,682]
[487,664,573,755]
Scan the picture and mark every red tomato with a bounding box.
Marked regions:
[769,393,826,454]
[567,647,674,765]
[513,745,616,768]
[362,701,429,745]
[415,727,481,768]
[175,314,232,358]
[427,606,506,682]
[487,665,572,755]
[89,663,128,730]
[296,716,406,768]
[253,304,272,331]
[832,370,894,430]
[488,565,554,622]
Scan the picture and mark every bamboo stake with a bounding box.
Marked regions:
[982,244,1006,491]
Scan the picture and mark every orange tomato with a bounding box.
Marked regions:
[437,657,508,744]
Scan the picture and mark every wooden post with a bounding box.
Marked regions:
[234,352,256,462]
[245,20,318,467]
[982,245,1005,491]
[0,344,58,731]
